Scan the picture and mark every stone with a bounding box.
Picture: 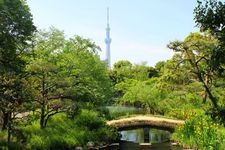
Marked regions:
[75,146,83,150]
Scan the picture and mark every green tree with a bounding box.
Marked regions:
[0,0,35,71]
[26,28,68,129]
[158,54,195,92]
[155,61,166,76]
[0,0,35,145]
[59,35,113,107]
[132,62,158,80]
[118,78,167,114]
[109,60,133,84]
[156,55,205,118]
[110,60,157,101]
[110,60,156,84]
[194,0,225,72]
[27,28,112,128]
[168,32,219,108]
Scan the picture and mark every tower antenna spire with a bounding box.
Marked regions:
[105,7,111,68]
[107,7,109,25]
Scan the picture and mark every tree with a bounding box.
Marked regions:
[60,35,113,107]
[27,28,112,128]
[194,0,225,72]
[118,78,168,114]
[155,61,166,76]
[168,32,219,108]
[157,54,195,91]
[109,60,133,84]
[26,28,67,129]
[0,0,35,145]
[132,62,158,80]
[0,0,35,70]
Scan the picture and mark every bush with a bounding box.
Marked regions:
[0,130,24,150]
[172,113,225,150]
[168,107,204,120]
[0,111,118,149]
[22,114,78,149]
[108,108,137,119]
[75,109,119,145]
[75,109,105,130]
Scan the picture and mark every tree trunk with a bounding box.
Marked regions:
[40,103,45,129]
[202,88,207,104]
[184,49,218,109]
[203,83,218,108]
[40,74,46,129]
[2,112,9,130]
[7,112,12,149]
[202,76,209,104]
[196,72,218,109]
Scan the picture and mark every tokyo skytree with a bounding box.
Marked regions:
[105,7,111,67]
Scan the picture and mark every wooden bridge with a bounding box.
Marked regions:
[107,115,184,132]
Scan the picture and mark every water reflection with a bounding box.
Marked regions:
[106,106,182,149]
[107,106,144,114]
[120,128,170,143]
[119,128,182,150]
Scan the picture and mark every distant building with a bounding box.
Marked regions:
[105,7,111,67]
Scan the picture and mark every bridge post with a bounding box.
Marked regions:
[143,127,150,143]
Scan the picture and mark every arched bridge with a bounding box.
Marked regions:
[107,115,184,132]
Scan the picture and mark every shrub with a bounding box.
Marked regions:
[0,130,24,150]
[75,109,119,145]
[168,107,204,120]
[75,109,105,130]
[22,114,78,149]
[0,111,118,149]
[172,113,225,150]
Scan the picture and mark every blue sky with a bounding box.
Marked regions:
[27,0,199,67]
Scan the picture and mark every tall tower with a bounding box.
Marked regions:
[105,7,111,67]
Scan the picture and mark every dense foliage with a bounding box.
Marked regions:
[0,111,118,149]
[0,0,36,146]
[173,113,225,150]
[1,0,225,149]
[25,28,113,129]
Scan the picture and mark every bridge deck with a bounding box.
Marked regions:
[107,115,184,132]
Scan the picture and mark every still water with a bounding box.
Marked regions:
[106,106,183,149]
[119,128,182,150]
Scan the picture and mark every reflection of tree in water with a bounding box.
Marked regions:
[120,130,129,141]
[150,129,170,143]
[120,128,170,143]
[120,129,143,143]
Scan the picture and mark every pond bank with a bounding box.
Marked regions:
[86,141,183,150]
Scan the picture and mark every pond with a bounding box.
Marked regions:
[119,128,182,150]
[106,106,183,150]
[106,105,144,115]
